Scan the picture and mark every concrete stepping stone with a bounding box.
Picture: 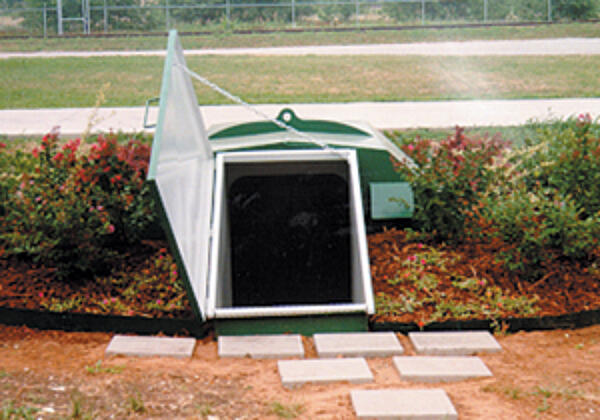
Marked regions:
[351,389,458,420]
[218,335,304,359]
[393,356,493,382]
[409,331,502,355]
[278,358,373,388]
[313,332,404,358]
[105,335,196,358]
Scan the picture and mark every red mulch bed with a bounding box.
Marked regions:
[369,229,600,323]
[0,240,193,319]
[1,230,599,324]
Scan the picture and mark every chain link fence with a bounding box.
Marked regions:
[1,0,598,37]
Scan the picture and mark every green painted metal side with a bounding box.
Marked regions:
[147,180,202,320]
[210,108,370,140]
[215,314,368,336]
[208,141,408,220]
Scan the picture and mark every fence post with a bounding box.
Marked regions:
[166,0,170,30]
[43,3,47,38]
[547,0,552,22]
[355,0,359,27]
[421,0,425,25]
[483,0,487,22]
[57,0,63,35]
[291,0,295,27]
[104,0,108,33]
[86,0,91,34]
[226,0,231,25]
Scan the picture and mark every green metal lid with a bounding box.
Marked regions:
[209,108,370,140]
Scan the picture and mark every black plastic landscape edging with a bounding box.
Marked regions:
[0,306,209,338]
[370,308,600,334]
[2,306,599,337]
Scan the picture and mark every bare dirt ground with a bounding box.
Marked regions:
[1,324,599,419]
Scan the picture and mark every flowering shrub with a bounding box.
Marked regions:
[464,115,600,280]
[392,117,600,282]
[0,132,157,280]
[518,114,600,218]
[393,127,509,241]
[466,186,600,281]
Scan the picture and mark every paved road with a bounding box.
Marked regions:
[2,98,600,137]
[1,38,599,59]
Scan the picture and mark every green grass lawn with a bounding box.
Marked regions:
[1,55,598,109]
[0,22,598,52]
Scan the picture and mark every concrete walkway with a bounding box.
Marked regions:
[2,98,599,137]
[1,38,599,59]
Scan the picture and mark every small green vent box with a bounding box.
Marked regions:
[370,182,414,219]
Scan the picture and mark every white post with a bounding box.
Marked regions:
[57,0,63,35]
[166,0,170,30]
[421,0,425,25]
[103,0,108,33]
[291,0,295,27]
[43,3,47,38]
[547,0,552,22]
[86,0,91,34]
[81,0,85,33]
[355,0,359,27]
[484,0,487,22]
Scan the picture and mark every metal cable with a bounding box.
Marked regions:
[175,63,342,155]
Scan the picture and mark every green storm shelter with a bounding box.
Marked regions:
[147,30,415,336]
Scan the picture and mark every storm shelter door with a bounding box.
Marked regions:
[147,30,213,320]
[207,149,375,319]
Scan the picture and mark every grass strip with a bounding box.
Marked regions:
[1,55,599,109]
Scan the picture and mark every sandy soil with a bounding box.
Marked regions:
[1,324,599,419]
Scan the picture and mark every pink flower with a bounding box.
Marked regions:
[478,280,486,287]
[156,299,163,305]
[111,297,116,303]
[420,258,427,265]
[96,205,104,211]
[171,270,177,277]
[407,144,415,151]
[107,224,115,234]
[407,255,416,262]
[38,292,43,298]
[417,243,424,249]
[35,196,42,202]
[103,299,109,305]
